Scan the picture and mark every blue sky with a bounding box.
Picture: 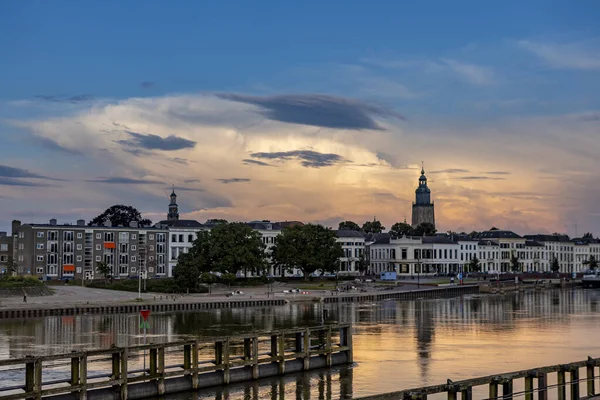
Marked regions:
[1,0,599,235]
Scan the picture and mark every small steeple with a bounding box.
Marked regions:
[167,186,179,221]
[421,161,425,175]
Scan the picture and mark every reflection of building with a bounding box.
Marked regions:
[412,164,435,229]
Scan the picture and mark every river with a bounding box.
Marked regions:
[1,288,599,399]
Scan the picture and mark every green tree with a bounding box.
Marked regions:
[271,224,343,280]
[469,256,481,272]
[510,253,520,272]
[220,273,237,287]
[362,219,385,234]
[173,230,212,289]
[550,256,560,273]
[89,205,151,227]
[390,222,414,237]
[206,219,228,225]
[209,222,267,277]
[490,227,499,231]
[96,261,111,281]
[589,255,598,270]
[583,232,594,239]
[356,251,369,275]
[413,222,437,236]
[468,231,481,239]
[338,221,361,231]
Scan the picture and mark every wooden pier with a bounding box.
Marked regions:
[324,285,479,303]
[0,324,352,400]
[355,356,600,400]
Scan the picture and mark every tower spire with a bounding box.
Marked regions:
[421,161,424,175]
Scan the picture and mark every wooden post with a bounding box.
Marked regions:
[570,367,579,400]
[326,326,332,367]
[340,326,353,363]
[25,357,35,394]
[149,348,158,377]
[252,337,259,379]
[192,341,199,390]
[278,334,285,375]
[183,344,191,370]
[215,341,223,365]
[524,375,534,400]
[295,332,303,354]
[71,354,80,385]
[587,361,595,396]
[461,386,472,400]
[34,358,42,397]
[502,379,513,400]
[120,348,128,400]
[223,339,230,385]
[270,335,278,359]
[557,368,566,400]
[303,328,311,370]
[447,390,458,400]
[318,329,325,350]
[244,338,252,362]
[537,372,547,400]
[79,355,87,400]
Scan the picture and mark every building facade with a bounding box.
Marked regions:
[14,219,167,280]
[411,165,435,228]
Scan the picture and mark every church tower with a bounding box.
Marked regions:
[411,163,435,229]
[167,186,179,221]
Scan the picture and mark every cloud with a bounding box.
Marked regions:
[455,176,506,181]
[140,81,156,89]
[116,131,196,151]
[439,58,494,85]
[184,179,201,183]
[485,171,511,175]
[0,165,47,179]
[430,169,470,174]
[518,39,600,70]
[249,150,347,168]
[172,187,205,192]
[0,177,50,187]
[243,159,272,167]
[216,93,404,130]
[34,94,93,103]
[170,157,188,164]
[87,177,163,184]
[217,178,251,184]
[35,136,82,155]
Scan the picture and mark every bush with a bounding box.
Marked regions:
[87,278,208,294]
[0,275,44,288]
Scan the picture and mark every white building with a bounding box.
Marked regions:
[336,230,366,274]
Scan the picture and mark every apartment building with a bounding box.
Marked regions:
[0,231,14,274]
[336,230,366,273]
[14,219,167,280]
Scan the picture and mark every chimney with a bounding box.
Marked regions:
[49,218,57,226]
[11,220,21,236]
[76,219,85,226]
[129,221,138,228]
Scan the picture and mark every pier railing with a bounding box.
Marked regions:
[0,323,352,400]
[355,356,600,400]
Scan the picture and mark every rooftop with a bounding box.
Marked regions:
[479,230,522,239]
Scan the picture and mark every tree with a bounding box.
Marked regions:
[173,230,212,290]
[468,231,481,239]
[390,222,414,237]
[413,222,437,236]
[469,256,481,272]
[583,232,594,239]
[206,219,228,225]
[550,256,560,273]
[510,253,520,272]
[356,251,369,275]
[89,205,151,227]
[589,255,598,270]
[271,224,343,280]
[209,222,267,277]
[362,219,385,234]
[96,261,111,281]
[338,221,361,231]
[490,227,499,231]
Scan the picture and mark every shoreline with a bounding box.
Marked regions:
[0,284,483,319]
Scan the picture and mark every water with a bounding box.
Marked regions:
[1,288,599,399]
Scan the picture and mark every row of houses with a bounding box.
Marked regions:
[0,191,598,280]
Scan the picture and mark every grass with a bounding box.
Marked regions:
[0,275,44,288]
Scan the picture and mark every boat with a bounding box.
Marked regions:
[582,270,600,288]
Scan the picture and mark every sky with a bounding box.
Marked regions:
[1,0,599,236]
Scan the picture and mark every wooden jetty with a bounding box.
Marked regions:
[323,284,479,303]
[0,324,352,400]
[355,356,600,400]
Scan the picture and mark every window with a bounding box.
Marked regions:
[149,245,154,251]
[179,234,184,242]
[63,242,73,253]
[48,253,58,264]
[36,267,44,274]
[0,255,6,262]
[37,232,44,238]
[156,233,166,243]
[37,255,44,261]
[131,267,137,273]
[96,233,101,239]
[37,243,44,250]
[131,234,136,240]
[119,265,128,275]
[149,255,154,261]
[156,243,165,253]
[63,254,74,264]
[48,231,58,240]
[76,244,82,250]
[119,232,129,241]
[95,244,101,251]
[0,244,7,251]
[48,242,58,252]
[148,267,154,273]
[63,231,74,241]
[119,254,129,264]
[77,233,82,239]
[104,232,114,242]
[131,245,136,251]
[149,234,154,240]
[171,234,177,242]
[95,256,101,261]
[401,249,407,260]
[76,255,82,262]
[188,234,194,242]
[131,256,137,262]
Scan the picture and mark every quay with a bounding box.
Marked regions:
[0,323,352,400]
[323,284,479,303]
[355,356,600,400]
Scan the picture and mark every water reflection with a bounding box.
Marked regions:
[1,288,600,399]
